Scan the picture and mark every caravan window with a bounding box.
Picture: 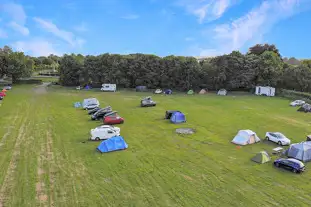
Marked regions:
[108,130,113,134]
[105,85,109,88]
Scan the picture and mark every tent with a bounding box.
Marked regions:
[85,85,91,90]
[164,89,172,95]
[136,86,147,92]
[232,130,260,145]
[170,111,186,123]
[217,89,227,95]
[297,104,311,113]
[285,141,311,162]
[154,89,162,94]
[73,102,82,108]
[251,151,271,163]
[187,90,194,95]
[97,136,128,153]
[199,89,207,94]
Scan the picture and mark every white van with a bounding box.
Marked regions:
[90,125,120,141]
[101,84,116,92]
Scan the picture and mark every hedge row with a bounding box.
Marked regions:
[279,89,311,102]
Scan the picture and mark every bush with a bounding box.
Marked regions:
[278,89,311,102]
[15,79,43,84]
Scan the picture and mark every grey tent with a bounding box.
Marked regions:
[285,141,311,162]
[136,86,147,92]
[297,103,311,113]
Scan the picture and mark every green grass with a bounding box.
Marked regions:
[1,85,311,206]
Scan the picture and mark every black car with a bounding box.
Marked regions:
[88,107,101,115]
[274,158,305,173]
[91,107,112,120]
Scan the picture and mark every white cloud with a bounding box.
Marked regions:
[12,39,61,57]
[121,14,140,20]
[198,0,310,56]
[73,22,88,32]
[176,0,237,23]
[8,21,29,36]
[1,3,27,24]
[33,17,85,47]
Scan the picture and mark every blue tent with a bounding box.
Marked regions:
[85,85,91,90]
[97,136,128,153]
[170,111,186,123]
[74,102,82,108]
[164,89,172,95]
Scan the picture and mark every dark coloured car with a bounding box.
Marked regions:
[274,158,305,173]
[88,107,101,115]
[91,107,112,120]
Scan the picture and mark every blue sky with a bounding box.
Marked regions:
[0,0,311,58]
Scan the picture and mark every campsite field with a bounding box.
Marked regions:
[1,84,311,207]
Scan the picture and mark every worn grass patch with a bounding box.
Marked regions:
[0,86,311,206]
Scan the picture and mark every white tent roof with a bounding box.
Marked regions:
[232,130,260,145]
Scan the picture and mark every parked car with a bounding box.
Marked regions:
[88,107,101,115]
[91,107,112,120]
[89,125,120,141]
[141,96,156,107]
[290,100,305,107]
[103,111,124,125]
[274,158,305,173]
[265,132,291,145]
[82,98,99,110]
[3,85,11,90]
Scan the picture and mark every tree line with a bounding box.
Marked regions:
[1,44,311,92]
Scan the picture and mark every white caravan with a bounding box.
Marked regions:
[101,84,116,92]
[255,86,275,97]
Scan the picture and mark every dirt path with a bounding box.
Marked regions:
[33,83,50,95]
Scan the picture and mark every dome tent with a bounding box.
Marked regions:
[170,111,186,124]
[187,90,194,95]
[217,89,227,95]
[97,136,128,153]
[285,141,311,162]
[164,89,172,95]
[199,89,207,94]
[251,151,271,163]
[154,89,162,94]
[232,130,260,145]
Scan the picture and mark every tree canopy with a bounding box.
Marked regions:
[1,44,311,92]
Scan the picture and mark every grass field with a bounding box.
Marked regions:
[0,84,311,207]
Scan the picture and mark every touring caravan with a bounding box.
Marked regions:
[101,84,116,92]
[255,86,275,97]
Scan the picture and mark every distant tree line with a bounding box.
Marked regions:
[1,44,311,92]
